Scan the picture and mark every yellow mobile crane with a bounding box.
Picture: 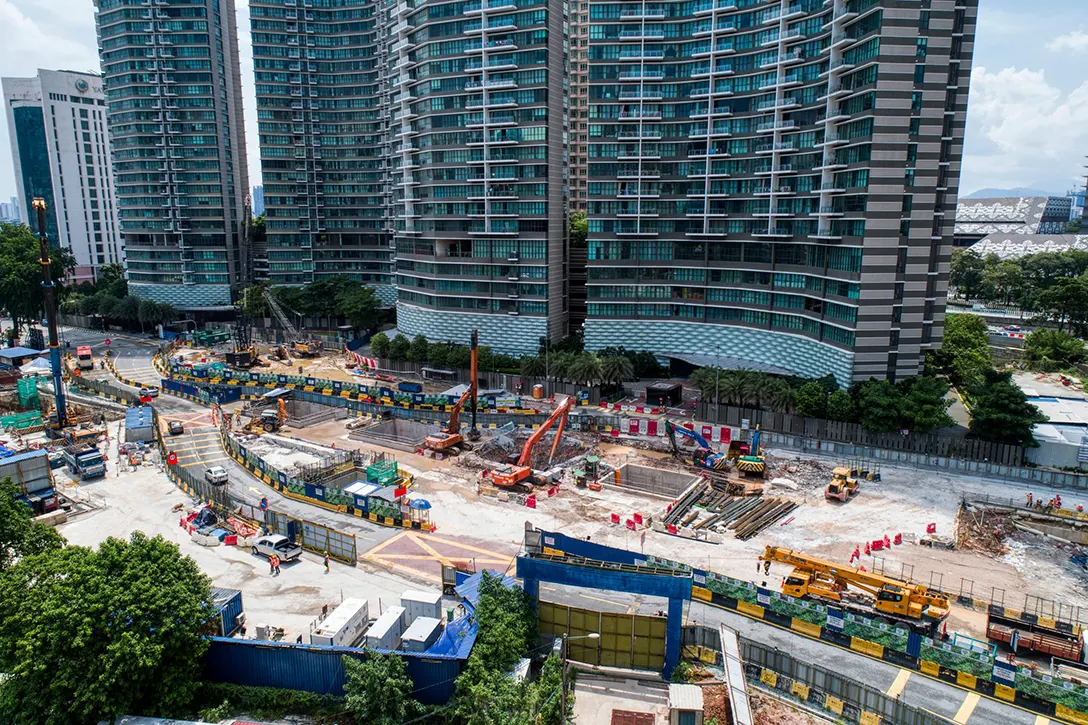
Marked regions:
[760,546,949,633]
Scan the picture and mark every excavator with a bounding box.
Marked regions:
[664,420,730,471]
[734,427,766,479]
[424,331,480,455]
[760,546,950,633]
[244,398,288,434]
[491,396,575,488]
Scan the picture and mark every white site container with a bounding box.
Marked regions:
[401,589,443,623]
[401,616,442,653]
[309,598,370,647]
[366,605,406,651]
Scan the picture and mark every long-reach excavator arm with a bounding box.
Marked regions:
[492,397,574,487]
[760,546,949,629]
[425,332,479,453]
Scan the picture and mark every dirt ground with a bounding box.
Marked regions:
[750,692,827,724]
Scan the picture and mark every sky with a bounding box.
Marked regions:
[0,0,1087,201]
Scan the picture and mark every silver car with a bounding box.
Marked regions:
[251,534,302,562]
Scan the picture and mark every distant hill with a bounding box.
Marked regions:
[962,187,1063,199]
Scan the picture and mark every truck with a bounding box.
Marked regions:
[760,545,950,634]
[61,446,106,480]
[76,345,94,370]
[986,612,1085,662]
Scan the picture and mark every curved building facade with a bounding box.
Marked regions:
[585,0,976,385]
[388,0,569,353]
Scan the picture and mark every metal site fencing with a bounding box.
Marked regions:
[264,510,357,563]
[683,626,951,725]
[70,374,141,406]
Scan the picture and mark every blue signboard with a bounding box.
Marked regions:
[277,375,288,385]
[305,377,317,387]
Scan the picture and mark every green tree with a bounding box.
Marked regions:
[339,285,382,332]
[600,355,635,384]
[793,382,826,418]
[427,341,450,368]
[0,532,212,725]
[389,334,411,361]
[94,263,128,299]
[827,389,855,422]
[342,652,419,725]
[984,261,1025,306]
[520,355,547,378]
[761,377,794,413]
[407,334,430,363]
[899,376,954,433]
[0,222,74,337]
[689,367,722,402]
[1023,328,1087,372]
[369,331,391,358]
[137,299,160,333]
[968,369,1047,446]
[1036,277,1088,334]
[949,248,987,299]
[854,380,903,432]
[448,344,471,370]
[240,282,271,318]
[0,478,64,573]
[113,295,140,326]
[932,313,992,389]
[567,352,603,385]
[568,210,587,248]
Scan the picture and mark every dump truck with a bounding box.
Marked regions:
[75,345,94,370]
[61,445,106,480]
[760,546,949,634]
[825,466,860,502]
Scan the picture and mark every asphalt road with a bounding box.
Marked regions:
[541,582,1042,725]
[61,328,403,556]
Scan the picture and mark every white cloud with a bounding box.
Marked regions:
[1047,30,1088,54]
[960,65,1088,194]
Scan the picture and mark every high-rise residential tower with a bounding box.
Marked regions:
[3,70,123,284]
[94,0,250,309]
[387,0,570,352]
[250,0,395,302]
[585,0,976,385]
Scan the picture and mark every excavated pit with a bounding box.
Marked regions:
[475,430,587,469]
[600,463,702,499]
[350,418,433,452]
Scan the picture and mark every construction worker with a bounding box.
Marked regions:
[763,560,771,575]
[324,551,330,574]
[272,554,281,576]
[268,554,276,575]
[1027,492,1033,506]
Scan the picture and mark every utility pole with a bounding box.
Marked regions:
[560,632,567,723]
[34,198,67,430]
[469,329,479,438]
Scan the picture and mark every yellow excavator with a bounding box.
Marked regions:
[760,546,949,633]
[244,398,288,434]
[824,466,860,502]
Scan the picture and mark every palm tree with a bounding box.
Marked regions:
[567,352,603,386]
[750,374,775,409]
[550,351,576,381]
[689,367,720,400]
[520,355,546,378]
[719,371,746,406]
[600,355,635,384]
[763,378,794,413]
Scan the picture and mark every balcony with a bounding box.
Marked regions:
[816,207,843,216]
[813,227,842,240]
[693,0,738,16]
[620,6,666,19]
[817,133,847,148]
[753,227,794,238]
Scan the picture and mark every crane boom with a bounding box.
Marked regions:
[518,397,574,467]
[760,546,949,629]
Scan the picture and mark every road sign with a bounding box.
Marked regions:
[167,451,177,465]
[104,339,111,346]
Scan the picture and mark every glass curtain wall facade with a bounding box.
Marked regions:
[387,0,570,353]
[585,0,976,385]
[94,0,250,309]
[250,0,395,302]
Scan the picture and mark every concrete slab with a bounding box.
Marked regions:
[572,673,669,725]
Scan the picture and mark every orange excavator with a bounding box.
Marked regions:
[424,331,479,454]
[492,396,575,488]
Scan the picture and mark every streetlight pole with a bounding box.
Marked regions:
[561,632,599,723]
[713,345,720,424]
[33,198,67,430]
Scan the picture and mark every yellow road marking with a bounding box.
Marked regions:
[953,693,980,724]
[174,442,224,453]
[423,531,519,559]
[370,553,510,564]
[886,669,911,699]
[408,532,460,568]
[361,555,440,582]
[362,530,413,557]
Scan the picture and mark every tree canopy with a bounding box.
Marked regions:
[343,652,421,725]
[0,477,64,573]
[0,532,213,725]
[0,222,76,339]
[1022,328,1087,372]
[967,369,1047,447]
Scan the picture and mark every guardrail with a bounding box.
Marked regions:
[683,625,953,725]
[533,529,1088,725]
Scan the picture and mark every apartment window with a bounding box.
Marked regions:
[911,91,923,112]
[916,38,928,59]
[919,10,930,30]
[901,195,913,215]
[899,219,911,236]
[909,117,921,136]
[904,169,915,187]
[913,65,925,85]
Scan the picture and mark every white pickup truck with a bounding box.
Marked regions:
[204,466,229,485]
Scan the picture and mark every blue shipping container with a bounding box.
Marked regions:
[203,637,465,704]
[398,382,423,393]
[210,587,244,637]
